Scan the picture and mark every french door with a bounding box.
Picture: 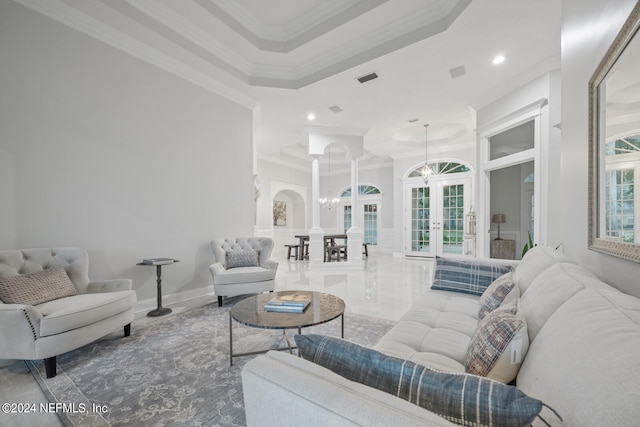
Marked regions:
[405,177,470,257]
[342,201,379,245]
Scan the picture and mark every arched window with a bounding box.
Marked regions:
[407,161,470,178]
[606,134,640,155]
[340,185,381,198]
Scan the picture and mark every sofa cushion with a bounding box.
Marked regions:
[513,246,574,294]
[226,250,259,268]
[213,266,276,285]
[517,288,640,427]
[465,300,529,383]
[374,290,479,371]
[296,334,550,427]
[519,262,611,341]
[432,257,513,296]
[36,290,137,337]
[0,266,78,306]
[478,272,519,320]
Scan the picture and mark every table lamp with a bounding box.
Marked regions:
[492,214,506,240]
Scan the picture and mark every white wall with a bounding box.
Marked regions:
[0,2,255,302]
[559,0,640,296]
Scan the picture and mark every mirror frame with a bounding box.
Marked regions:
[588,2,640,263]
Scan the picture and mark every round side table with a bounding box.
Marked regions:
[137,258,179,317]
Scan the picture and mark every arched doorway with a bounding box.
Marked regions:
[272,189,306,256]
[404,160,474,257]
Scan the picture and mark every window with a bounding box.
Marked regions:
[605,168,634,242]
[340,185,381,197]
[363,204,378,244]
[604,134,640,243]
[407,162,470,178]
[343,205,352,232]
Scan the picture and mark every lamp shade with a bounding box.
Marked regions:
[491,214,506,224]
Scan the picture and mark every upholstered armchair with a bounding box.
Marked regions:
[209,238,278,306]
[0,248,137,378]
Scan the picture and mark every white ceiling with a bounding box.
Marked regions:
[15,0,561,170]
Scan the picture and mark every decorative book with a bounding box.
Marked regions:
[141,258,175,266]
[264,293,311,313]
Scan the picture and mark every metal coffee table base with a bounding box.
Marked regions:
[229,313,344,365]
[227,291,346,366]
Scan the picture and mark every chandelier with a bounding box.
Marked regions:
[319,147,340,210]
[423,123,434,184]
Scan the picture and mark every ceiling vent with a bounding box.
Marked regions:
[449,65,466,79]
[328,105,343,113]
[407,118,419,123]
[356,72,378,84]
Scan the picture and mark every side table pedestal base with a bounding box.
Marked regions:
[147,307,172,317]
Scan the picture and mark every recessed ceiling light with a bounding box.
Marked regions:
[307,113,316,120]
[492,55,505,65]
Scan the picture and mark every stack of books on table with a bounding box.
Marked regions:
[141,258,175,266]
[264,294,311,313]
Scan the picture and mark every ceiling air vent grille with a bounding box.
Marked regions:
[356,72,378,84]
[449,65,466,79]
[328,105,343,113]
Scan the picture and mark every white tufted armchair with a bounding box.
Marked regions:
[0,248,137,378]
[209,238,278,306]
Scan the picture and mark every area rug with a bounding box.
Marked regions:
[27,298,394,427]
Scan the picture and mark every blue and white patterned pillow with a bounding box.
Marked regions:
[226,250,259,268]
[295,334,554,427]
[478,272,519,320]
[432,257,514,296]
[466,300,529,383]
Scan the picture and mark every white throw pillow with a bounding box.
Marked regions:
[0,266,78,305]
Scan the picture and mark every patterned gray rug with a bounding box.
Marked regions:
[27,297,394,426]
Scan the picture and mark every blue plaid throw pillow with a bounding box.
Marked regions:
[295,334,559,427]
[432,257,514,296]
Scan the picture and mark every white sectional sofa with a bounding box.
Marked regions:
[242,246,640,426]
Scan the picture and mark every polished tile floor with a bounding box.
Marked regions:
[0,251,433,426]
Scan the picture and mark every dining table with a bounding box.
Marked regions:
[293,234,347,261]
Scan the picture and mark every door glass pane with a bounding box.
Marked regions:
[343,205,352,233]
[411,187,430,252]
[363,204,378,245]
[442,184,464,254]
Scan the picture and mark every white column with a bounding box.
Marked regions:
[347,157,364,265]
[309,155,324,263]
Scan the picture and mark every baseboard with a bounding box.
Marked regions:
[134,285,216,317]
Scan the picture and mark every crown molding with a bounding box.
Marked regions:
[14,0,471,89]
[211,0,363,43]
[14,0,257,109]
[125,0,253,75]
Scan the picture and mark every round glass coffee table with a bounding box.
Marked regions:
[228,290,345,365]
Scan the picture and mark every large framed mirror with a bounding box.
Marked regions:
[589,2,640,262]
